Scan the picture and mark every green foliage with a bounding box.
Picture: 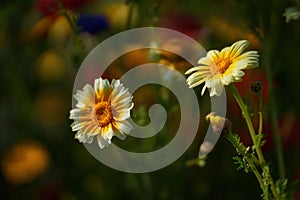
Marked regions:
[233,156,251,173]
[276,178,299,200]
[242,97,255,118]
[261,166,272,192]
[227,132,259,171]
[252,133,266,152]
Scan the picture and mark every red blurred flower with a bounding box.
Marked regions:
[279,112,300,149]
[159,12,211,41]
[36,0,94,16]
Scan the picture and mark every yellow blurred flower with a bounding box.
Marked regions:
[35,50,67,82]
[23,16,54,41]
[103,3,138,30]
[47,15,72,46]
[1,141,50,185]
[69,78,134,149]
[186,40,259,96]
[34,91,67,126]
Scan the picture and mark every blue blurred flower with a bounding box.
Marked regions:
[77,14,109,34]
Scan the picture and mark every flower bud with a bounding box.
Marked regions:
[206,112,231,134]
[250,80,263,94]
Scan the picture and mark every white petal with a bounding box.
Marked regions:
[71,120,91,131]
[111,87,130,106]
[232,60,248,69]
[94,78,110,97]
[201,84,207,96]
[232,69,245,77]
[228,40,249,59]
[234,51,259,69]
[205,74,221,87]
[209,87,217,97]
[81,121,98,136]
[85,135,94,143]
[96,134,108,149]
[220,47,231,58]
[213,82,224,96]
[75,130,93,143]
[197,56,213,65]
[185,66,199,74]
[221,75,232,85]
[187,75,210,88]
[111,79,121,88]
[74,84,95,108]
[113,108,131,121]
[102,124,114,140]
[69,108,92,119]
[207,50,220,60]
[115,120,133,135]
[112,96,132,109]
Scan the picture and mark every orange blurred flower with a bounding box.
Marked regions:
[2,141,50,185]
[207,17,262,49]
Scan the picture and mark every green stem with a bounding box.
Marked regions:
[55,0,77,32]
[126,1,135,29]
[230,84,280,199]
[227,133,269,199]
[55,0,84,63]
[264,51,285,179]
[258,92,263,137]
[229,84,265,164]
[261,0,286,179]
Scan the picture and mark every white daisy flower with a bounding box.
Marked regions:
[69,78,134,149]
[186,40,259,96]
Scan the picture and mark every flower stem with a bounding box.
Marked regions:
[229,84,265,163]
[259,0,286,179]
[55,0,84,64]
[229,84,280,199]
[227,133,269,199]
[126,0,135,29]
[258,92,263,136]
[264,52,286,179]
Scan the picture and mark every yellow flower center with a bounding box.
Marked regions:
[214,58,232,74]
[95,101,113,127]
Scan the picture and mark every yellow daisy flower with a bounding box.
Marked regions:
[69,78,134,149]
[186,40,259,96]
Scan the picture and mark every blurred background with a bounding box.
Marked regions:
[0,0,300,199]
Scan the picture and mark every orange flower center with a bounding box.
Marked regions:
[214,58,232,74]
[95,101,113,127]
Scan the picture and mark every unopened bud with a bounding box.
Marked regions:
[250,80,262,94]
[206,112,231,134]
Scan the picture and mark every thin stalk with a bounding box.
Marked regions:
[230,84,265,164]
[258,92,263,136]
[126,1,135,29]
[264,54,285,179]
[230,84,280,199]
[55,0,84,63]
[261,0,286,179]
[227,133,269,199]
